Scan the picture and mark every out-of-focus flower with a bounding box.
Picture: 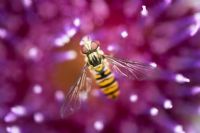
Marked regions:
[0,0,200,133]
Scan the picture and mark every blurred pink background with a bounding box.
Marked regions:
[1,0,200,133]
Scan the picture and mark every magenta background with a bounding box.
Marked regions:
[1,0,200,133]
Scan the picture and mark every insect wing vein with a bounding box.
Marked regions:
[105,55,155,80]
[60,64,90,118]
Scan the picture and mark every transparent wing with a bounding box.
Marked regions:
[105,55,156,80]
[60,64,92,118]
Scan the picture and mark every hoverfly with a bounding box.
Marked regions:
[60,36,156,117]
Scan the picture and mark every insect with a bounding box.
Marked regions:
[60,36,156,117]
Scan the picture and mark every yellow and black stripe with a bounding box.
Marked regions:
[93,64,120,99]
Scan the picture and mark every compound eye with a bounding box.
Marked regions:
[81,45,88,54]
[91,41,100,50]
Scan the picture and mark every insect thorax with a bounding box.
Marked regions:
[87,51,103,67]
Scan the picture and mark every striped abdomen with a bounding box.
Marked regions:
[92,64,119,99]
